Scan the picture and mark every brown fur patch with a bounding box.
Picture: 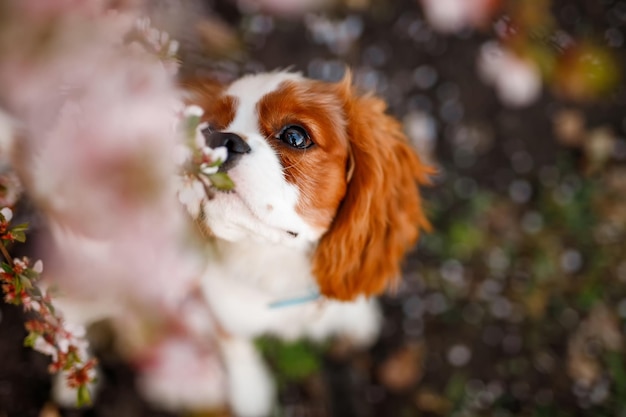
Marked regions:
[182,78,237,130]
[311,72,434,301]
[257,80,350,230]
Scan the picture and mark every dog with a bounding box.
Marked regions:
[182,70,432,416]
[42,69,430,415]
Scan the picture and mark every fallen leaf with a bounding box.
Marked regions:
[567,303,624,387]
[553,109,585,147]
[377,342,425,391]
[38,403,60,417]
[415,388,452,415]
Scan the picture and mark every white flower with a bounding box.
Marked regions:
[197,146,228,175]
[477,42,542,107]
[184,105,204,119]
[420,0,494,33]
[58,321,90,359]
[13,257,27,270]
[21,294,41,312]
[167,40,179,57]
[63,321,87,339]
[202,146,228,165]
[421,0,471,32]
[57,336,70,354]
[176,176,206,218]
[33,336,58,361]
[21,294,34,310]
[33,259,44,273]
[200,163,219,176]
[0,207,12,222]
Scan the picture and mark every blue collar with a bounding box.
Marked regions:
[268,290,321,308]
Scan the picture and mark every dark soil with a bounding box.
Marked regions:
[2,0,626,416]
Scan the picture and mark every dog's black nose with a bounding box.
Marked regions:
[204,131,251,171]
[205,131,251,154]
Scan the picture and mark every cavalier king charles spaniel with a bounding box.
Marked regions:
[47,70,430,416]
[184,70,432,416]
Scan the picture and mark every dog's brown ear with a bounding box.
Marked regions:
[312,72,433,301]
[180,76,236,131]
[180,76,223,105]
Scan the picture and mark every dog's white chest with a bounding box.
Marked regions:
[201,240,323,339]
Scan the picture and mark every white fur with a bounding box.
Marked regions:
[220,338,276,417]
[201,240,382,417]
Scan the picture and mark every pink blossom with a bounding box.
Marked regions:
[419,0,500,33]
[0,2,228,409]
[0,8,202,310]
[174,106,229,218]
[136,335,227,411]
[21,296,42,312]
[13,0,121,21]
[12,257,28,274]
[477,41,542,107]
[239,0,328,16]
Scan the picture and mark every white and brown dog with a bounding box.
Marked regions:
[183,70,432,416]
[44,70,430,416]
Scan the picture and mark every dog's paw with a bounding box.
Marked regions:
[221,338,275,417]
[340,298,383,347]
[306,297,383,348]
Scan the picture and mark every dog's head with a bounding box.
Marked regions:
[185,71,432,300]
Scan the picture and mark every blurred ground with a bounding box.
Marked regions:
[2,0,626,416]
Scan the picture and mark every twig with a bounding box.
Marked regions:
[0,242,13,267]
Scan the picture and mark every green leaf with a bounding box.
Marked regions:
[447,221,485,260]
[7,298,21,306]
[20,275,32,290]
[13,276,22,293]
[275,342,320,380]
[208,172,235,191]
[24,331,40,348]
[65,351,80,369]
[256,338,320,381]
[76,385,92,407]
[185,115,201,142]
[12,231,26,243]
[606,351,626,398]
[45,300,56,315]
[29,285,42,297]
[444,372,467,409]
[1,263,13,273]
[24,268,39,280]
[10,223,30,233]
[208,158,224,168]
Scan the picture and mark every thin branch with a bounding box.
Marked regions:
[0,241,13,267]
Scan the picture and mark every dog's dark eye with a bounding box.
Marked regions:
[278,125,313,149]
